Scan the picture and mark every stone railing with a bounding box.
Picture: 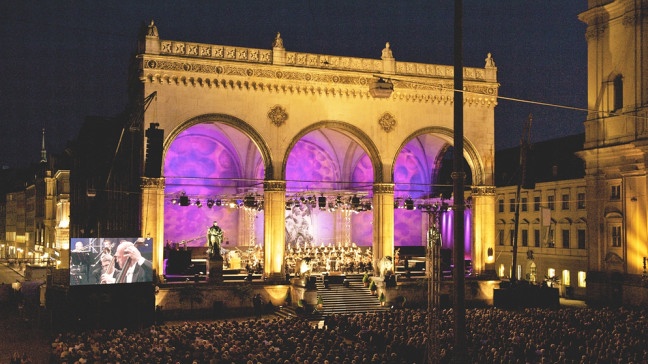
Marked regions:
[159,40,488,81]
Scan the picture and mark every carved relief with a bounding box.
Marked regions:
[268,105,288,127]
[378,112,396,133]
[373,183,395,194]
[264,180,286,192]
[141,177,165,189]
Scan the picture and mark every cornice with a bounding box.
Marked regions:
[140,55,497,107]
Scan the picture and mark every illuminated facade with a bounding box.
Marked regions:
[495,178,589,299]
[579,0,648,305]
[132,22,499,280]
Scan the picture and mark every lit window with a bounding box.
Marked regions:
[562,270,571,286]
[498,264,506,278]
[578,271,586,288]
[548,268,556,278]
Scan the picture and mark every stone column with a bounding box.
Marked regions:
[141,177,165,280]
[372,183,395,274]
[471,186,496,273]
[264,180,286,282]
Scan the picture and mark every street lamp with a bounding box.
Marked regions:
[369,77,394,98]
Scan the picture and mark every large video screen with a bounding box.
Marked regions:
[69,237,153,286]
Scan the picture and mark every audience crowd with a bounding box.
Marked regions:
[46,306,648,364]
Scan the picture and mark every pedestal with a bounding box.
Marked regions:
[208,258,223,284]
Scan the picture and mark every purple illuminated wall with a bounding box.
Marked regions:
[163,123,471,257]
[286,138,374,247]
[164,123,264,247]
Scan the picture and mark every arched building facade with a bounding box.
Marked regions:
[136,22,498,281]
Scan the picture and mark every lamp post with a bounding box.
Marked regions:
[451,1,467,362]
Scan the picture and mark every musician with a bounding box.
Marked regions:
[72,241,87,252]
[70,241,91,284]
[91,252,113,284]
[101,241,153,284]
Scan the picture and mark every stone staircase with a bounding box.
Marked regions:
[273,273,389,322]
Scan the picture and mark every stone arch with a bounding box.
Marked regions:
[281,121,383,183]
[393,126,485,186]
[163,113,274,180]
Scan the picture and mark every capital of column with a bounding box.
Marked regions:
[141,177,165,189]
[373,183,394,194]
[263,180,286,192]
[471,185,496,196]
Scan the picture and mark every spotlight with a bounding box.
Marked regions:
[244,195,256,208]
[351,195,360,209]
[394,200,400,209]
[216,199,222,206]
[195,199,202,208]
[405,197,414,210]
[206,199,215,208]
[179,195,190,206]
[171,198,178,205]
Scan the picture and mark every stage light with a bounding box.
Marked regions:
[206,199,215,208]
[171,198,178,205]
[351,195,360,209]
[244,195,256,208]
[216,199,222,206]
[394,200,400,209]
[179,195,190,206]
[405,197,414,210]
[195,199,202,208]
[318,195,327,209]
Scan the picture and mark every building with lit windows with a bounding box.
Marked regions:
[578,0,648,306]
[494,134,588,299]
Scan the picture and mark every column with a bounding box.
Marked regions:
[471,186,496,273]
[264,180,286,282]
[372,183,395,273]
[141,177,165,280]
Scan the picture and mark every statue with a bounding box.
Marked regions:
[485,52,496,68]
[381,42,393,59]
[147,20,158,37]
[207,221,223,260]
[272,32,284,48]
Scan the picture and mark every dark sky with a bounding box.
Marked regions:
[0,1,588,168]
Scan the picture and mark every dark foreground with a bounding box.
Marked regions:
[5,302,648,364]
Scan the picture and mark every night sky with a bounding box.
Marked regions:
[0,1,588,168]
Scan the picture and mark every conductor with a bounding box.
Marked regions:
[207,221,223,260]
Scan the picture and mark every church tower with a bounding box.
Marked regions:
[578,0,648,305]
